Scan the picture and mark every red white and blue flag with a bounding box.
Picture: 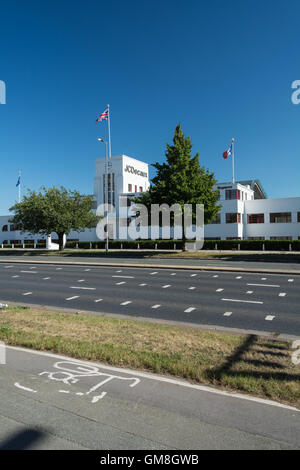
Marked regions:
[96,108,109,123]
[223,143,232,160]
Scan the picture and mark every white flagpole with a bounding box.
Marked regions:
[231,138,235,184]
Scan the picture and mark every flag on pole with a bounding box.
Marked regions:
[96,108,109,123]
[223,143,232,160]
[16,176,21,187]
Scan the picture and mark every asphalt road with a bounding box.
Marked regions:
[0,262,299,336]
[0,346,299,450]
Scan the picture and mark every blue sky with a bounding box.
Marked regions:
[0,0,300,214]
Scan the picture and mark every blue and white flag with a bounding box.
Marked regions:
[16,176,21,187]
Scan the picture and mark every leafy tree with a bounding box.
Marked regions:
[9,186,98,251]
[135,124,220,247]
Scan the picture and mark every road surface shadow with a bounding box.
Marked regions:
[0,428,45,450]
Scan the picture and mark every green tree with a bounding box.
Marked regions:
[9,186,98,251]
[135,124,220,247]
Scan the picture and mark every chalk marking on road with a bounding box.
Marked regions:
[70,286,96,290]
[121,301,132,306]
[15,382,37,393]
[184,307,195,313]
[20,271,38,274]
[66,296,80,301]
[247,283,280,288]
[279,293,287,297]
[222,298,263,304]
[151,304,161,309]
[112,275,134,279]
[22,292,32,296]
[116,282,126,285]
[265,315,275,321]
[216,288,224,292]
[189,287,196,290]
[223,312,232,317]
[94,299,103,303]
[8,346,299,411]
[162,285,171,288]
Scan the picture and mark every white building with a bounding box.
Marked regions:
[205,180,300,240]
[0,156,299,244]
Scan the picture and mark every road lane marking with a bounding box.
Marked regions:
[43,277,50,280]
[56,268,63,270]
[222,298,263,304]
[162,285,171,288]
[190,274,197,277]
[12,275,19,278]
[223,312,232,317]
[4,266,13,268]
[66,296,80,301]
[236,276,242,279]
[216,288,224,292]
[212,275,219,278]
[184,307,195,313]
[247,283,280,288]
[94,299,103,303]
[20,271,38,274]
[246,291,253,294]
[189,287,196,290]
[112,275,134,279]
[265,315,275,321]
[22,292,32,296]
[151,304,161,309]
[30,267,37,270]
[15,382,37,393]
[288,279,294,282]
[77,279,85,282]
[121,301,132,306]
[171,273,176,276]
[84,269,91,272]
[279,293,286,297]
[116,270,122,273]
[116,281,126,285]
[139,283,147,286]
[70,286,96,290]
[261,278,267,280]
[150,272,158,275]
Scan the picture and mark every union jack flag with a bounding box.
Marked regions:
[96,108,109,123]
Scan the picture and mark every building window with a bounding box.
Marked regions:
[226,213,241,224]
[128,184,132,192]
[270,236,292,240]
[225,189,241,200]
[139,186,143,193]
[211,213,221,224]
[226,237,241,240]
[298,212,300,222]
[248,237,265,240]
[270,212,291,223]
[2,225,8,232]
[247,214,264,224]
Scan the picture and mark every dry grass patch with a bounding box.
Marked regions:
[0,306,299,407]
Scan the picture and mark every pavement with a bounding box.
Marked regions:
[0,346,299,450]
[0,261,299,337]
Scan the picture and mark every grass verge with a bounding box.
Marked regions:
[0,306,299,407]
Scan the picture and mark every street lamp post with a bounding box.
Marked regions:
[98,138,109,254]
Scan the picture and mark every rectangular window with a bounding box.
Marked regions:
[248,237,265,240]
[247,213,264,224]
[226,213,241,224]
[226,237,241,240]
[139,186,143,193]
[128,184,132,192]
[211,213,221,224]
[270,212,291,223]
[225,189,240,200]
[135,185,137,192]
[270,236,292,240]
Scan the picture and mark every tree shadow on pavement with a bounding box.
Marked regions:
[0,428,45,450]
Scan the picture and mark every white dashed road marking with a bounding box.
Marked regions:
[112,275,134,279]
[77,279,85,283]
[162,285,171,289]
[150,272,158,275]
[223,312,232,317]
[12,275,19,278]
[265,315,275,321]
[246,291,253,294]
[288,279,294,283]
[279,293,287,297]
[43,277,50,280]
[20,271,38,274]
[236,276,242,279]
[139,283,147,287]
[216,288,224,292]
[22,292,32,296]
[247,283,280,288]
[70,286,96,290]
[94,299,103,303]
[121,301,132,306]
[189,287,196,290]
[212,275,219,278]
[190,274,197,277]
[151,304,161,309]
[184,307,195,313]
[116,282,126,285]
[66,296,80,301]
[222,298,263,305]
